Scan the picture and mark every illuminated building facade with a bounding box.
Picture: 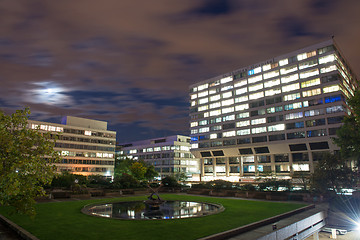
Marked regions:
[118,135,200,181]
[189,39,358,183]
[28,116,116,178]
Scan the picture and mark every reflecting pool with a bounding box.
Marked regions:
[82,201,224,220]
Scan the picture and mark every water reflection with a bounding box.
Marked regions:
[86,201,222,220]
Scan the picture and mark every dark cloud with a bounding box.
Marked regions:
[1,0,360,142]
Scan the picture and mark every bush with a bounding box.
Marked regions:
[87,175,111,188]
[51,172,88,189]
[239,183,256,191]
[112,173,140,189]
[208,180,233,190]
[258,179,291,191]
[161,176,179,188]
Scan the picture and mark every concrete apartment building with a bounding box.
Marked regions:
[28,116,116,178]
[189,39,358,183]
[118,135,201,181]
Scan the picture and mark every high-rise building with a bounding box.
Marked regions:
[118,135,201,181]
[189,39,358,183]
[28,116,116,178]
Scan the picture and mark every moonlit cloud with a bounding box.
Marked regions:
[1,0,360,142]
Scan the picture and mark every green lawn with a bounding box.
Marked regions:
[0,194,306,240]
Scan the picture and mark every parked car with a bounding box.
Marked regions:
[321,227,347,235]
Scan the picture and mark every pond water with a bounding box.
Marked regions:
[82,201,223,220]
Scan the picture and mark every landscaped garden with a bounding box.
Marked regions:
[0,194,306,240]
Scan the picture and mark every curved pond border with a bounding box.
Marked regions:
[81,200,225,220]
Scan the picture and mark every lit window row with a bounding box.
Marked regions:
[31,124,64,132]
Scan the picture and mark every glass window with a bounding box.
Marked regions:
[263,70,280,80]
[279,59,288,66]
[293,164,310,171]
[237,120,250,127]
[236,112,250,119]
[285,112,303,120]
[223,131,236,138]
[237,129,251,136]
[210,94,221,102]
[199,127,209,133]
[235,104,249,111]
[287,131,305,139]
[220,76,233,84]
[319,54,335,64]
[249,83,263,92]
[280,65,297,75]
[221,84,233,91]
[326,105,344,114]
[249,91,264,100]
[198,83,209,91]
[210,102,221,109]
[286,121,304,129]
[190,122,198,127]
[198,91,208,97]
[306,118,325,127]
[251,127,267,134]
[301,78,320,88]
[235,95,249,103]
[222,99,234,106]
[268,124,285,132]
[209,110,221,116]
[284,102,302,111]
[198,105,208,111]
[282,83,300,92]
[304,109,324,117]
[264,79,280,88]
[234,79,247,87]
[248,74,263,84]
[266,106,283,113]
[307,129,327,137]
[281,73,299,84]
[235,87,247,95]
[300,69,319,79]
[265,87,281,96]
[222,115,235,121]
[191,94,197,100]
[284,93,301,101]
[222,107,235,114]
[320,65,337,74]
[299,59,318,70]
[222,91,233,98]
[302,88,321,97]
[251,118,266,125]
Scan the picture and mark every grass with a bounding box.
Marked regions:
[0,194,306,240]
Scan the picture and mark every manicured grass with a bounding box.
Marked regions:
[0,194,306,240]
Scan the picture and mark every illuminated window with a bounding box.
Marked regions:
[319,54,335,64]
[222,91,233,98]
[304,109,324,117]
[262,63,278,71]
[237,129,251,136]
[220,76,233,84]
[248,67,261,76]
[222,99,234,106]
[209,88,218,95]
[235,87,247,95]
[209,102,221,109]
[190,122,198,127]
[280,65,297,75]
[192,87,197,92]
[209,133,218,139]
[199,127,209,133]
[234,79,247,87]
[279,58,288,66]
[326,105,344,114]
[211,125,222,130]
[297,50,316,61]
[221,84,233,91]
[84,130,91,136]
[266,106,283,113]
[198,91,208,98]
[307,129,327,137]
[249,83,263,92]
[268,124,285,132]
[249,91,264,100]
[282,83,300,92]
[223,131,236,137]
[191,94,197,100]
[299,59,318,70]
[285,112,303,120]
[237,112,250,119]
[248,74,263,84]
[263,70,280,80]
[223,115,235,121]
[300,69,319,79]
[209,110,221,116]
[251,118,266,125]
[198,83,209,91]
[210,94,221,102]
[324,95,342,103]
[235,104,249,111]
[191,101,197,106]
[198,98,208,104]
[265,87,281,96]
[293,164,310,171]
[284,102,302,111]
[302,88,321,97]
[235,95,248,103]
[301,78,320,88]
[237,120,250,127]
[281,73,299,84]
[283,93,301,101]
[198,105,208,111]
[191,129,198,134]
[199,120,208,125]
[320,65,337,74]
[222,107,234,114]
[252,127,267,134]
[264,79,280,88]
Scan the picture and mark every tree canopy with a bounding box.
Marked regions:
[0,108,60,216]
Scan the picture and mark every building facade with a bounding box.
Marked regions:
[189,39,358,183]
[118,135,200,181]
[28,116,116,178]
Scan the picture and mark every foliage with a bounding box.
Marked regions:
[311,152,358,193]
[0,108,60,216]
[114,155,158,182]
[174,172,188,182]
[238,183,256,191]
[190,183,210,189]
[144,164,158,181]
[87,175,111,188]
[114,156,133,179]
[113,173,140,189]
[129,162,147,180]
[292,171,311,191]
[51,171,88,189]
[333,89,360,164]
[208,180,233,190]
[161,175,179,188]
[257,179,291,191]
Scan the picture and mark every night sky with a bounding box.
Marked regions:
[1,0,360,143]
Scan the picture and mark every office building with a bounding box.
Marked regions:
[28,116,116,178]
[119,135,201,181]
[189,39,358,183]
